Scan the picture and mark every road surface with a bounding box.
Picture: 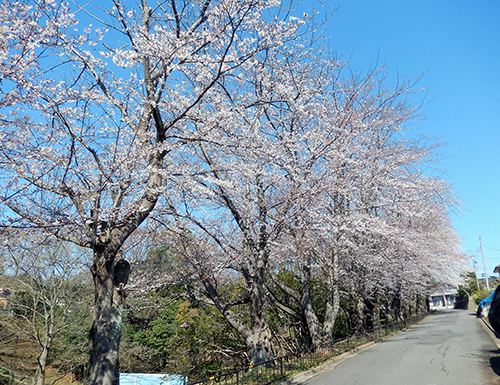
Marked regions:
[300,309,500,385]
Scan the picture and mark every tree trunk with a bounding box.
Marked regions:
[300,282,340,347]
[418,294,430,314]
[269,260,340,348]
[34,345,49,385]
[320,249,341,342]
[408,294,417,317]
[385,307,394,327]
[388,293,401,323]
[354,294,365,333]
[300,265,322,347]
[296,247,341,346]
[384,294,394,327]
[400,299,409,320]
[248,252,273,365]
[34,294,56,385]
[88,249,125,385]
[248,323,273,366]
[366,297,382,330]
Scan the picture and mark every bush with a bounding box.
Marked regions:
[473,289,493,305]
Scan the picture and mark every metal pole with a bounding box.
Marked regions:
[480,236,490,290]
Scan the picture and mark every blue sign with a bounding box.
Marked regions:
[120,373,187,385]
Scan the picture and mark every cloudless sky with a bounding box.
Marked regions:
[302,0,500,276]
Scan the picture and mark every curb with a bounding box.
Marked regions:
[478,314,500,350]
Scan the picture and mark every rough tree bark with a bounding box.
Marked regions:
[88,249,125,385]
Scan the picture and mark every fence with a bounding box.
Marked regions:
[187,312,431,385]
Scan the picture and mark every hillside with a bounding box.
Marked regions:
[0,315,81,385]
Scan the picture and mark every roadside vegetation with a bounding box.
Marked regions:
[458,271,499,308]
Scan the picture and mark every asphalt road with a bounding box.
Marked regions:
[300,309,500,385]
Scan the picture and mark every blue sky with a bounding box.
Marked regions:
[305,0,500,274]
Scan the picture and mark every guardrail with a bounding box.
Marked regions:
[187,312,431,385]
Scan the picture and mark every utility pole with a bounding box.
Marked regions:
[480,236,490,291]
[473,259,480,291]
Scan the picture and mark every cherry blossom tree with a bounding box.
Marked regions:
[0,0,308,383]
[342,124,465,324]
[156,42,331,364]
[151,47,468,360]
[329,121,466,329]
[265,65,467,338]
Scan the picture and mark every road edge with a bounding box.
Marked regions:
[478,313,500,350]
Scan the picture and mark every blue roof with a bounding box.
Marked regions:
[119,373,186,385]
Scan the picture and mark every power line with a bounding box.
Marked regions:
[484,245,500,253]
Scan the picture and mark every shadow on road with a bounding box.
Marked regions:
[490,352,500,377]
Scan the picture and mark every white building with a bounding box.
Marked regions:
[429,285,457,309]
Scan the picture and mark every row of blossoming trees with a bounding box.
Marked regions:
[0,0,467,384]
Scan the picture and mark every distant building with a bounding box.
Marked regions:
[429,285,457,309]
